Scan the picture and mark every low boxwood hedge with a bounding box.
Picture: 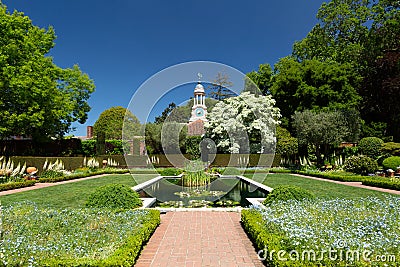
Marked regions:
[293,170,368,182]
[362,177,400,191]
[241,209,290,266]
[38,169,129,183]
[0,180,36,192]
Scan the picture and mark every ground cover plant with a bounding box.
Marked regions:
[242,195,400,266]
[1,202,160,266]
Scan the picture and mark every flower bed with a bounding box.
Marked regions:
[1,202,160,266]
[242,196,400,266]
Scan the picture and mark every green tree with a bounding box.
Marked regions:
[292,109,359,166]
[276,126,298,163]
[271,57,361,128]
[93,106,140,140]
[144,123,162,155]
[161,122,187,154]
[290,0,400,140]
[245,63,273,95]
[207,72,235,100]
[154,102,177,124]
[292,0,372,65]
[0,5,95,140]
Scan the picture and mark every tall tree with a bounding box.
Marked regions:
[94,106,140,140]
[154,102,176,124]
[359,2,400,140]
[245,63,273,96]
[270,57,361,128]
[0,5,95,140]
[292,0,372,65]
[207,72,235,100]
[292,110,359,166]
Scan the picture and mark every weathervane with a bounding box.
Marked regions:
[197,72,202,82]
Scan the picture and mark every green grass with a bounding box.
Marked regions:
[247,173,394,199]
[0,174,157,209]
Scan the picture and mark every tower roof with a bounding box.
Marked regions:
[194,82,205,93]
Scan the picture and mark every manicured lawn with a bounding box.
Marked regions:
[0,174,157,208]
[247,173,394,199]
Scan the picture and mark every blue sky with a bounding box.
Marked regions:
[3,0,326,136]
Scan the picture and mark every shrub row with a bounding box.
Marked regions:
[38,169,129,183]
[362,178,400,191]
[241,209,290,266]
[0,180,36,192]
[42,209,160,267]
[157,168,184,176]
[293,170,368,182]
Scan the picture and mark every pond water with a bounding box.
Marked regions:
[137,177,268,207]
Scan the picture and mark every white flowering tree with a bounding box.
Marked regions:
[204,92,281,154]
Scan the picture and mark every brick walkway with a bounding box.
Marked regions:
[135,211,264,267]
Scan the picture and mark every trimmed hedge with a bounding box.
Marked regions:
[41,209,160,267]
[241,209,289,266]
[293,170,368,182]
[157,168,184,176]
[38,169,129,183]
[382,156,400,170]
[362,178,400,191]
[0,180,36,192]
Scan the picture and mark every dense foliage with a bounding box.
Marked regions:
[382,142,400,156]
[344,155,378,175]
[358,137,384,159]
[184,136,202,159]
[0,6,95,140]
[247,0,400,142]
[292,109,360,165]
[85,184,142,209]
[94,106,140,140]
[382,156,400,170]
[262,185,315,205]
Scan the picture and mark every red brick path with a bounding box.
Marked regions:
[135,211,264,267]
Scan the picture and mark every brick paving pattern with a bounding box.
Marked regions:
[135,211,264,267]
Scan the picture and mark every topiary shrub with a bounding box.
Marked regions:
[263,185,315,205]
[344,155,378,175]
[381,142,400,156]
[86,184,142,209]
[382,156,400,171]
[358,137,384,159]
